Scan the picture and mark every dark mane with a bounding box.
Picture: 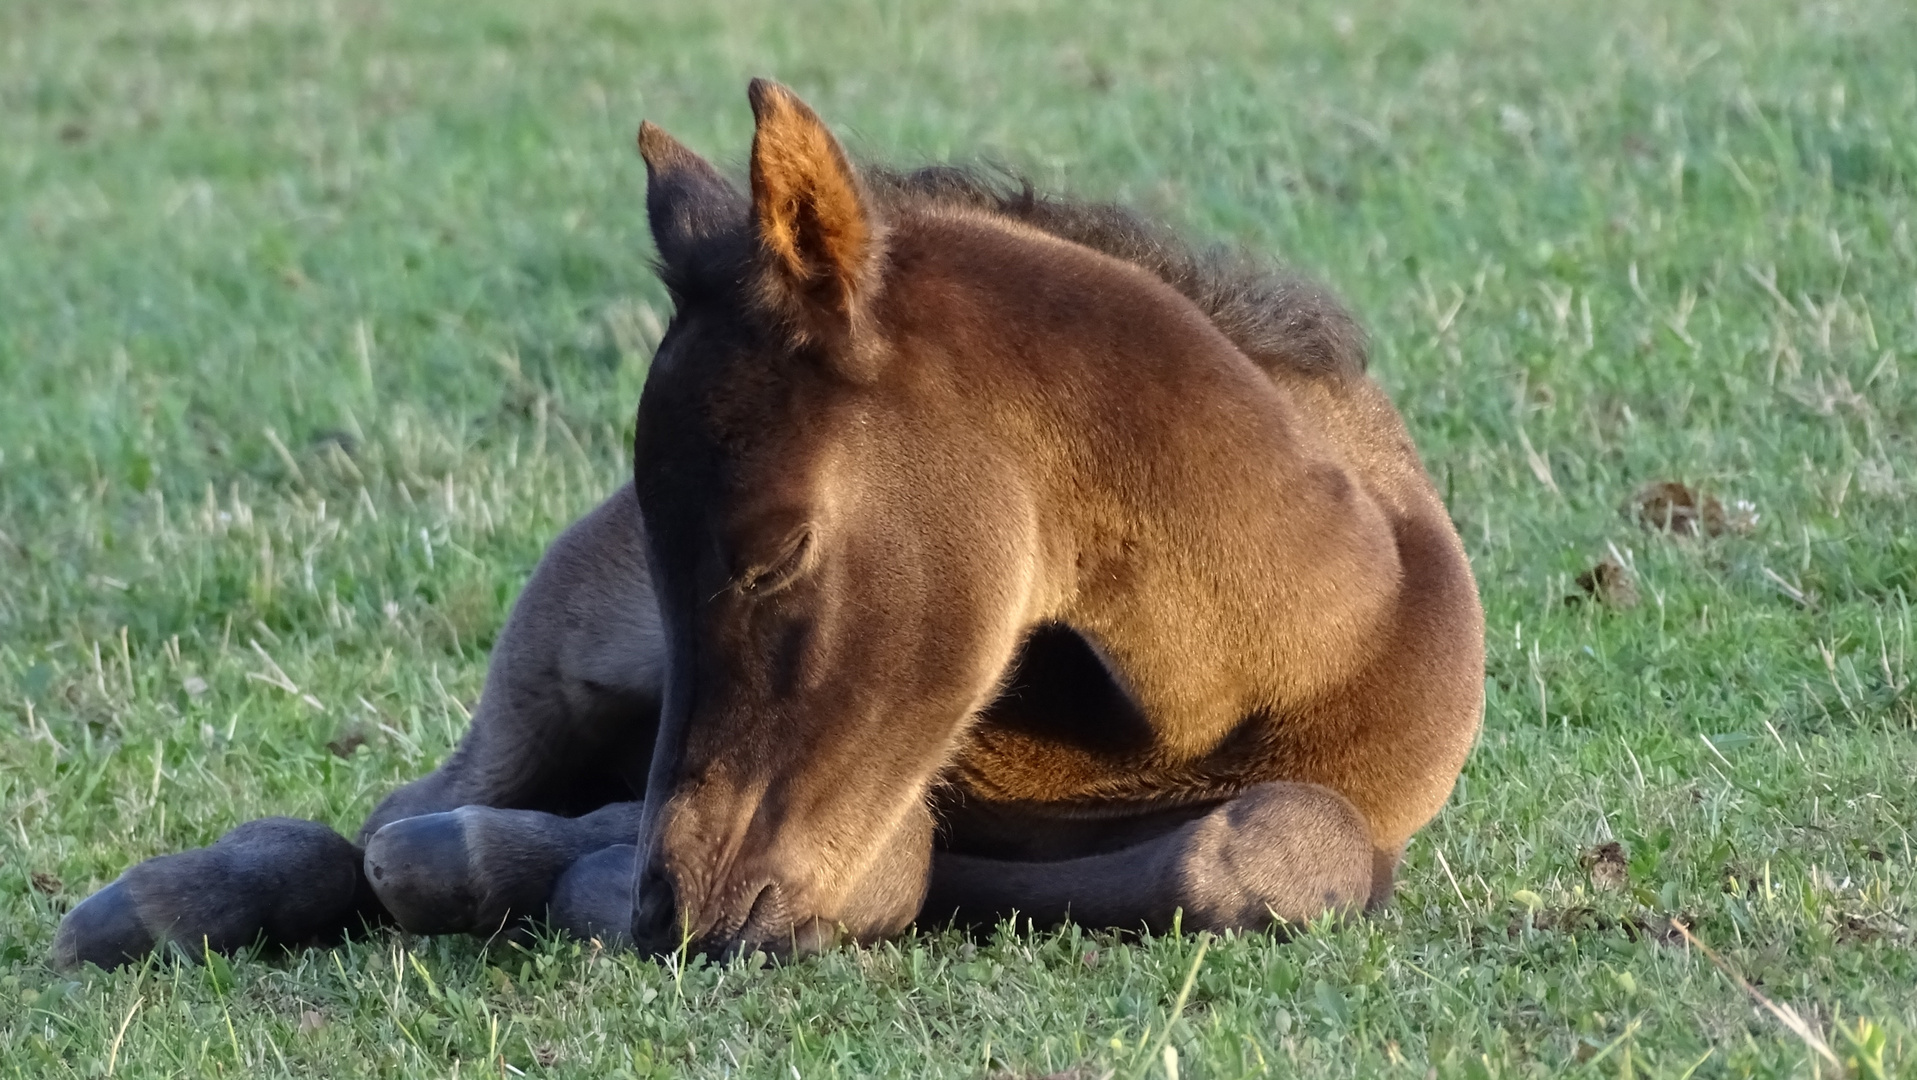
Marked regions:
[864,165,1367,378]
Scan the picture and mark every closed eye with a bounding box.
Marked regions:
[737,529,815,597]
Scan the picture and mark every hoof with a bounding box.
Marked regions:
[549,845,636,948]
[52,880,156,972]
[364,812,483,935]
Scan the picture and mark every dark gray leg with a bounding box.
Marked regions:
[922,781,1377,934]
[358,482,662,842]
[51,818,377,971]
[549,844,640,947]
[364,802,644,936]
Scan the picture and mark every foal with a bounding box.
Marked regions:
[54,81,1483,969]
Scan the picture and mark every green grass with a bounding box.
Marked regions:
[3,0,1914,1075]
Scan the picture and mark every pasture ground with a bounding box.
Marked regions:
[2,0,1914,1075]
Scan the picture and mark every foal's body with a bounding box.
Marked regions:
[54,82,1482,970]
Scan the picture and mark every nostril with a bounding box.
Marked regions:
[736,880,786,944]
[630,862,678,951]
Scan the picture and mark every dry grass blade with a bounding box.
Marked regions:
[105,995,143,1077]
[1516,428,1560,494]
[1669,919,1842,1071]
[1761,566,1814,608]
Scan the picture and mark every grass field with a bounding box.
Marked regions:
[3,0,1915,1075]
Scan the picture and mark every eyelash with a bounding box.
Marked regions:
[739,530,814,596]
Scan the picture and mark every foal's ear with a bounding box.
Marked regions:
[746,79,883,352]
[638,121,745,285]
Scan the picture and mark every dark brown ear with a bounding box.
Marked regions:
[746,79,882,345]
[638,121,746,292]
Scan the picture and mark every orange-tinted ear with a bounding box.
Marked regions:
[746,79,882,341]
[638,121,746,292]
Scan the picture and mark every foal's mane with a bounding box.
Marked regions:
[865,165,1368,378]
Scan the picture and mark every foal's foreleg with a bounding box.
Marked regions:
[362,801,644,936]
[924,782,1378,934]
[52,817,378,971]
[52,486,662,970]
[52,683,645,971]
[52,800,651,969]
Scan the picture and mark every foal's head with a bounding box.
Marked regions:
[630,82,1037,955]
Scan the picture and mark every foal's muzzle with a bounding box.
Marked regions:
[629,857,822,959]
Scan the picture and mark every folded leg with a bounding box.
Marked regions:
[358,483,663,840]
[548,844,640,946]
[51,818,378,970]
[52,486,663,970]
[922,781,1377,934]
[363,801,644,936]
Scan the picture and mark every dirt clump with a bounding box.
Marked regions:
[1572,555,1640,609]
[1630,480,1757,537]
[1580,841,1629,892]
